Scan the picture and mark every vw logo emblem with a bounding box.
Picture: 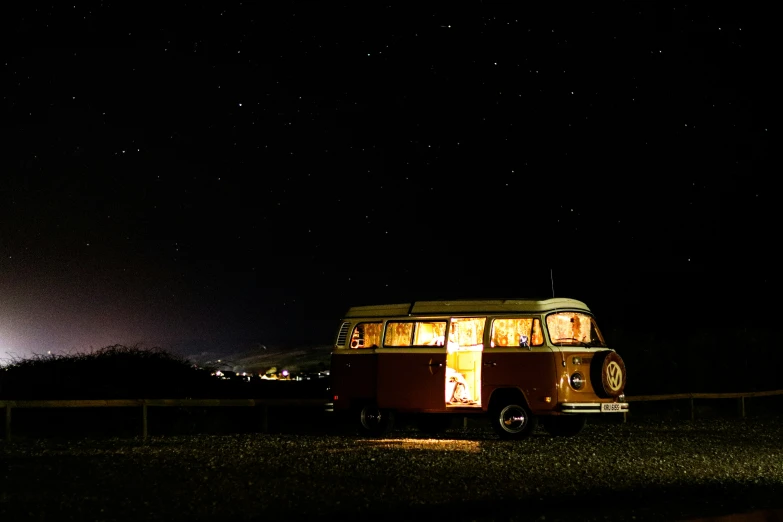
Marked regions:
[605,361,623,391]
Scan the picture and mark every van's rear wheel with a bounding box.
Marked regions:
[358,403,394,437]
[542,415,586,437]
[490,401,537,440]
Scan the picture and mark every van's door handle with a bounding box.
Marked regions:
[483,361,496,367]
[428,361,444,367]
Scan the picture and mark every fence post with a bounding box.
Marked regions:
[739,396,745,418]
[142,403,148,441]
[261,404,269,433]
[689,398,694,421]
[4,405,10,443]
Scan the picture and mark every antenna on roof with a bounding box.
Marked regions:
[550,268,555,298]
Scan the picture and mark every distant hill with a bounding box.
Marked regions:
[186,344,333,375]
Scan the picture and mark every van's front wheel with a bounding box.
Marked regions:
[490,401,537,440]
[358,403,394,437]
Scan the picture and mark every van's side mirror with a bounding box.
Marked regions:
[519,335,529,348]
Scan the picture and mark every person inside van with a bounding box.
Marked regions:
[446,367,472,403]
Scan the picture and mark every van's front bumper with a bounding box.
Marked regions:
[561,402,629,414]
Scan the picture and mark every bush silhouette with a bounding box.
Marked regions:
[0,344,240,400]
[0,344,330,401]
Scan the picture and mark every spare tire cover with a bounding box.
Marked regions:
[590,350,626,398]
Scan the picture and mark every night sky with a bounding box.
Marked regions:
[1,3,772,362]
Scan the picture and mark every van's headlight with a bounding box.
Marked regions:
[570,372,585,390]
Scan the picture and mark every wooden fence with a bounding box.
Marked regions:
[623,389,783,422]
[0,398,326,442]
[2,390,782,442]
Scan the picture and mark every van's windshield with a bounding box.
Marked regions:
[546,312,607,347]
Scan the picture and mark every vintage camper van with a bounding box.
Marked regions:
[329,298,628,439]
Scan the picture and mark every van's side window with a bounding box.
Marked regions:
[350,322,382,349]
[449,317,486,349]
[384,321,447,347]
[490,318,544,347]
[531,318,543,345]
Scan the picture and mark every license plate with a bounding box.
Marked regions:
[601,402,623,412]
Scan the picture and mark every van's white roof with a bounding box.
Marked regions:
[343,298,590,318]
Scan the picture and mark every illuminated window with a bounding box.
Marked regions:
[349,322,382,349]
[383,321,447,347]
[546,312,605,346]
[490,318,543,347]
[449,318,486,348]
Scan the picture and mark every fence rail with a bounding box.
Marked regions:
[625,389,783,422]
[0,398,326,442]
[2,390,782,442]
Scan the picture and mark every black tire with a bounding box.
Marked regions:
[358,403,395,437]
[416,414,453,435]
[489,400,538,440]
[542,415,587,437]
